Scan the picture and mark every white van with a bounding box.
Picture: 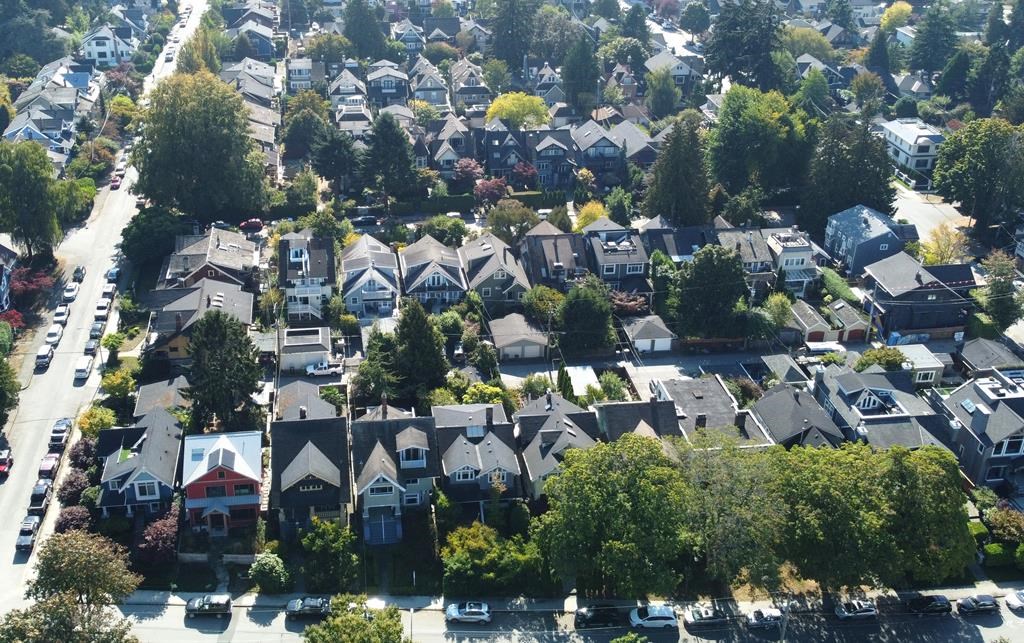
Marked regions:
[74,356,93,380]
[35,345,54,369]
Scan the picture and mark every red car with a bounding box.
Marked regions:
[111,176,122,189]
[38,453,60,479]
[239,218,263,232]
[0,449,12,477]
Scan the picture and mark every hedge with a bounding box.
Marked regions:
[508,190,566,209]
[969,521,990,546]
[1016,542,1024,571]
[390,194,477,216]
[820,268,859,305]
[983,542,1016,568]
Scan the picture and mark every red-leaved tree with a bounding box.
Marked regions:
[135,504,180,567]
[474,177,508,208]
[55,506,91,533]
[9,268,54,307]
[512,162,538,190]
[452,157,484,193]
[0,310,25,330]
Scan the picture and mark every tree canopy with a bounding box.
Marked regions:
[642,114,710,225]
[706,0,782,91]
[485,92,551,129]
[0,140,62,258]
[26,531,141,607]
[184,309,262,429]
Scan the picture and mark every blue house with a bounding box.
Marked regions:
[823,205,917,276]
[96,410,183,519]
[226,22,275,60]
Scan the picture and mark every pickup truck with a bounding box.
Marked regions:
[306,361,343,377]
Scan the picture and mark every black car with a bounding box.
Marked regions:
[286,597,331,619]
[185,594,232,618]
[15,515,41,551]
[908,595,952,615]
[350,215,378,227]
[957,595,999,615]
[90,321,105,339]
[72,265,86,282]
[28,479,52,516]
[574,605,621,629]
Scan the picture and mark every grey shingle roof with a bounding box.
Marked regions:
[488,313,546,350]
[622,315,676,342]
[960,338,1024,372]
[399,234,466,292]
[350,417,439,492]
[270,415,350,506]
[458,233,530,292]
[864,252,976,297]
[150,279,253,337]
[99,410,183,489]
[752,384,843,448]
[133,375,191,418]
[279,230,337,285]
[657,377,744,440]
[431,403,508,428]
[594,399,681,442]
[716,229,772,265]
[439,428,520,477]
[276,380,336,421]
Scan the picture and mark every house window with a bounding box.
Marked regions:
[109,480,120,491]
[191,449,204,461]
[299,482,323,492]
[995,436,1024,456]
[481,287,491,297]
[404,493,420,505]
[369,484,393,496]
[918,145,931,154]
[400,447,424,463]
[454,468,476,482]
[405,478,418,485]
[602,264,616,275]
[987,466,1007,481]
[494,269,506,280]
[427,274,444,287]
[488,470,507,484]
[927,294,937,300]
[218,471,225,479]
[206,485,227,498]
[208,269,216,277]
[914,370,936,383]
[978,443,985,454]
[351,297,358,304]
[234,483,255,496]
[626,263,643,275]
[879,244,888,251]
[136,482,158,498]
[150,502,162,512]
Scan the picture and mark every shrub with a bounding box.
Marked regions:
[78,406,117,438]
[58,468,90,506]
[820,352,846,366]
[854,347,907,372]
[136,505,180,567]
[55,506,91,533]
[80,485,101,511]
[1016,543,1024,572]
[987,507,1024,544]
[968,312,1000,339]
[69,437,97,470]
[983,542,1016,568]
[97,515,132,539]
[820,267,859,305]
[973,487,1000,514]
[969,521,990,546]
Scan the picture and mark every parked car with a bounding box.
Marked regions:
[683,605,729,627]
[106,266,120,282]
[239,218,263,232]
[102,282,117,299]
[574,605,620,629]
[45,324,63,345]
[185,594,232,618]
[629,605,678,629]
[350,215,378,227]
[28,479,52,515]
[35,344,54,369]
[84,339,99,355]
[747,608,783,629]
[286,597,331,619]
[0,449,12,477]
[445,602,491,624]
[15,515,41,552]
[53,304,70,325]
[211,220,231,230]
[306,361,343,377]
[48,428,69,451]
[908,595,952,615]
[51,418,72,442]
[94,299,111,320]
[111,176,122,189]
[90,321,105,339]
[958,595,999,615]
[38,453,60,479]
[62,282,80,302]
[1005,590,1024,610]
[72,265,86,282]
[74,355,94,381]
[835,600,878,620]
[114,161,127,177]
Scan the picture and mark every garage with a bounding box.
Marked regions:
[622,315,676,354]
[807,331,826,342]
[489,313,547,362]
[845,329,866,342]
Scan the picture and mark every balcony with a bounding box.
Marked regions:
[360,289,394,301]
[287,303,322,318]
[291,285,326,297]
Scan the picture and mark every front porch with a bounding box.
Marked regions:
[362,506,403,545]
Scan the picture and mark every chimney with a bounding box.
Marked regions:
[299,406,307,419]
[206,294,211,306]
[381,393,388,419]
[485,405,493,428]
[175,313,183,331]
[545,389,553,411]
[695,413,707,428]
[735,412,746,429]
[813,364,826,391]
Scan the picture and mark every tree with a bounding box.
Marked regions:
[911,3,957,74]
[133,72,266,222]
[184,310,261,428]
[462,382,504,405]
[559,276,614,352]
[645,66,682,119]
[286,90,331,125]
[312,127,357,191]
[55,505,90,533]
[451,157,484,193]
[395,299,447,399]
[442,522,545,595]
[100,367,135,406]
[533,5,584,67]
[881,1,913,32]
[249,552,291,593]
[799,116,895,235]
[598,372,628,401]
[980,250,1023,330]
[562,36,600,112]
[486,199,539,247]
[934,117,1024,229]
[485,92,550,129]
[523,285,565,326]
[0,592,137,643]
[308,33,353,63]
[793,67,831,113]
[362,113,418,206]
[937,48,974,104]
[482,58,512,94]
[707,86,809,195]
[420,215,468,247]
[676,245,748,337]
[573,201,608,232]
[680,2,711,40]
[521,373,554,399]
[643,115,710,225]
[762,292,793,329]
[851,71,886,108]
[825,0,854,30]
[408,99,440,129]
[1010,0,1024,51]
[423,42,459,65]
[177,26,221,74]
[854,346,908,371]
[135,505,179,567]
[26,531,140,606]
[535,434,690,596]
[0,140,61,259]
[474,177,508,207]
[433,0,455,17]
[492,0,540,66]
[987,2,1008,45]
[232,32,256,60]
[706,0,782,91]
[57,469,90,507]
[283,109,328,161]
[921,222,969,265]
[287,167,320,214]
[511,161,538,190]
[546,205,572,232]
[302,594,406,643]
[782,27,838,65]
[604,187,633,226]
[298,205,354,240]
[301,518,359,593]
[623,5,652,45]
[77,406,116,439]
[343,0,385,59]
[597,37,649,68]
[969,44,1011,116]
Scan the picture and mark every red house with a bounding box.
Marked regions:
[182,431,262,534]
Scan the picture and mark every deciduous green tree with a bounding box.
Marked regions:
[492,0,540,67]
[485,92,550,129]
[979,249,1023,330]
[675,245,748,337]
[26,531,141,607]
[0,592,137,643]
[303,594,407,643]
[486,198,539,247]
[343,0,385,59]
[558,276,614,352]
[645,66,681,119]
[0,140,61,258]
[301,518,360,593]
[184,310,261,428]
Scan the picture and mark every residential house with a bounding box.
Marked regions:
[652,376,774,445]
[826,299,870,343]
[880,118,944,173]
[427,114,471,175]
[609,121,658,168]
[399,234,467,306]
[823,204,917,275]
[893,73,933,100]
[225,21,275,60]
[96,411,183,519]
[812,364,947,449]
[895,343,945,388]
[340,234,400,318]
[523,129,576,189]
[764,227,818,298]
[940,368,1024,487]
[715,228,776,301]
[548,102,579,127]
[81,24,137,67]
[391,18,425,54]
[519,220,589,291]
[432,404,522,504]
[146,279,254,361]
[593,399,682,449]
[513,391,601,499]
[622,314,676,353]
[271,383,350,538]
[488,313,548,361]
[458,233,530,309]
[459,19,491,52]
[790,299,834,344]
[350,411,439,544]
[534,64,566,106]
[862,251,975,340]
[956,338,1024,377]
[450,58,491,108]
[278,327,332,373]
[220,58,277,109]
[327,69,367,109]
[795,54,845,89]
[183,431,263,533]
[423,17,461,44]
[278,230,337,324]
[109,3,149,39]
[159,229,259,290]
[336,103,374,140]
[644,51,699,97]
[287,57,325,93]
[582,218,650,294]
[605,63,638,103]
[133,375,191,418]
[638,216,705,265]
[413,67,450,109]
[480,118,526,178]
[751,384,845,448]
[367,64,409,108]
[0,242,16,311]
[571,120,625,182]
[760,354,810,387]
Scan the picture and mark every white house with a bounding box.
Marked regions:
[340,235,400,318]
[879,118,945,173]
[622,314,676,353]
[81,25,137,67]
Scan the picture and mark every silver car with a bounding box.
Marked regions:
[445,602,491,624]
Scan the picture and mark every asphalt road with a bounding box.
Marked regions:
[118,603,1024,642]
[0,0,207,618]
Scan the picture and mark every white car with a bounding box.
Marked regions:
[62,282,79,302]
[44,324,63,345]
[444,602,491,624]
[835,599,877,620]
[53,304,70,325]
[629,604,678,629]
[1006,590,1024,610]
[747,607,783,629]
[94,299,111,320]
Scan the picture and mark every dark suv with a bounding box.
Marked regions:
[28,479,52,515]
[574,605,621,629]
[186,594,232,618]
[908,595,952,615]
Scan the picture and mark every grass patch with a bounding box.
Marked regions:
[968,312,1000,339]
[227,563,257,594]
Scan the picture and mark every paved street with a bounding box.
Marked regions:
[0,0,207,618]
[617,0,697,57]
[892,184,971,244]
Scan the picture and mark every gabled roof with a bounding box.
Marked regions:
[517,393,599,483]
[367,66,408,82]
[133,375,191,418]
[582,217,626,234]
[350,416,439,492]
[458,233,530,291]
[98,410,183,488]
[341,234,399,295]
[827,205,905,246]
[441,429,520,476]
[276,380,336,421]
[149,279,254,338]
[399,234,467,292]
[716,229,772,265]
[432,403,509,427]
[328,69,366,95]
[752,384,844,448]
[488,313,547,350]
[864,252,976,296]
[594,399,681,442]
[622,314,677,342]
[960,338,1024,372]
[279,440,342,491]
[182,431,262,486]
[164,229,257,284]
[355,441,402,493]
[571,120,620,151]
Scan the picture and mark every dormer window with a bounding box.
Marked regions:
[289,248,306,263]
[494,269,506,280]
[454,468,477,482]
[427,274,444,287]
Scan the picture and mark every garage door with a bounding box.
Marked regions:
[807,331,825,342]
[504,349,521,359]
[846,329,865,342]
[522,345,541,359]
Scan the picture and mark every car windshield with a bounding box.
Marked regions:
[636,607,649,619]
[19,523,33,534]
